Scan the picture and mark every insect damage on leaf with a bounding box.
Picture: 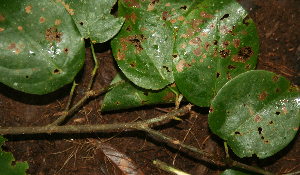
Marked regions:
[119,34,147,54]
[231,46,254,63]
[45,27,63,43]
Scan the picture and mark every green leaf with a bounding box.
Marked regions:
[0,1,85,94]
[61,0,125,43]
[0,136,29,175]
[208,70,300,158]
[173,0,259,107]
[220,167,255,175]
[111,0,195,90]
[101,72,179,112]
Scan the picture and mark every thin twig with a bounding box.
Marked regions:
[87,43,99,91]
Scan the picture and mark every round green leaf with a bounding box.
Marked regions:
[208,70,300,158]
[101,72,179,112]
[173,0,259,107]
[62,0,125,43]
[0,1,85,94]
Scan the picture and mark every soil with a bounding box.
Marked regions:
[1,0,300,174]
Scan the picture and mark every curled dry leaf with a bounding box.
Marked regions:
[88,138,144,175]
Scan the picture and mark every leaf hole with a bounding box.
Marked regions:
[227,111,230,114]
[269,121,274,124]
[264,140,270,144]
[243,15,250,26]
[143,92,148,96]
[276,88,280,93]
[125,25,131,32]
[258,127,262,135]
[216,72,220,79]
[234,131,241,135]
[275,111,280,115]
[227,65,236,70]
[63,47,69,53]
[162,66,170,72]
[220,13,229,20]
[53,69,60,74]
[79,22,84,26]
[172,54,178,59]
[115,102,120,105]
[25,75,29,79]
[219,49,231,58]
[180,5,187,10]
[130,62,136,67]
[209,107,214,113]
[213,40,218,46]
[245,64,251,69]
[261,136,265,140]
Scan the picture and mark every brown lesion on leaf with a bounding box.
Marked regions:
[254,115,262,122]
[191,19,202,32]
[163,92,175,101]
[147,0,158,11]
[272,75,279,83]
[213,48,218,58]
[220,25,231,34]
[117,51,125,60]
[241,30,247,35]
[125,12,138,23]
[245,64,251,69]
[227,65,236,70]
[209,107,214,113]
[57,0,74,15]
[189,37,201,45]
[200,11,215,19]
[219,49,231,59]
[25,6,31,13]
[0,28,3,32]
[55,19,61,25]
[15,48,21,54]
[222,41,230,48]
[125,25,132,32]
[232,39,240,48]
[180,43,186,49]
[172,54,178,59]
[45,27,63,43]
[180,28,194,39]
[193,47,202,56]
[39,17,46,23]
[124,0,141,8]
[162,11,171,21]
[130,62,136,67]
[231,46,254,63]
[63,47,69,53]
[53,68,60,74]
[176,59,186,72]
[7,43,16,50]
[226,71,232,79]
[204,42,211,52]
[275,88,280,93]
[18,26,23,31]
[264,140,270,144]
[119,34,146,54]
[170,19,177,24]
[177,16,185,21]
[258,91,267,100]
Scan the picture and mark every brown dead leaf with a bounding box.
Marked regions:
[88,138,144,175]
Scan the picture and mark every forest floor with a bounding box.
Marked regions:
[1,0,300,174]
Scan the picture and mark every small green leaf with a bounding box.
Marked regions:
[101,72,179,112]
[208,70,300,158]
[62,0,125,43]
[220,167,255,175]
[0,136,29,175]
[173,0,258,107]
[0,1,85,94]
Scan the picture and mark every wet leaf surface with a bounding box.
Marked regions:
[208,70,300,158]
[101,72,179,112]
[62,0,125,43]
[173,0,259,107]
[0,1,85,94]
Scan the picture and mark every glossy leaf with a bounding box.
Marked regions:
[101,72,179,112]
[61,0,125,43]
[111,0,195,90]
[0,135,29,175]
[88,138,144,175]
[208,70,300,158]
[173,0,259,107]
[0,1,85,94]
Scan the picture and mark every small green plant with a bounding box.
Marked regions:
[0,0,299,174]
